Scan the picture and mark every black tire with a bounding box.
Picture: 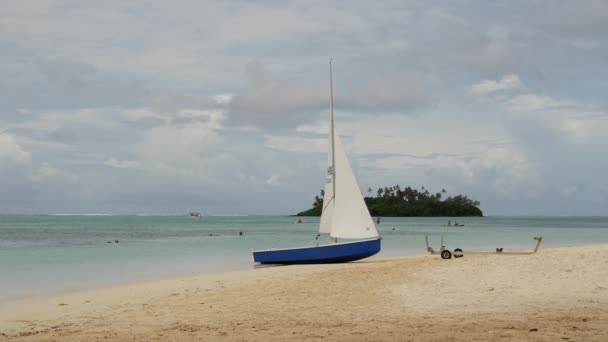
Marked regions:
[441,250,452,259]
[453,248,463,258]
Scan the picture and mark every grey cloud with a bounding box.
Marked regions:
[39,60,98,87]
[44,120,142,148]
[170,115,210,126]
[227,62,432,128]
[126,115,167,129]
[343,71,431,112]
[46,127,81,144]
[45,125,130,145]
[228,79,326,128]
[1,1,607,215]
[1,59,145,111]
[525,0,608,38]
[141,89,218,114]
[245,60,266,83]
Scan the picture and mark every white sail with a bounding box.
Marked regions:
[329,129,378,239]
[318,123,334,234]
[318,58,377,240]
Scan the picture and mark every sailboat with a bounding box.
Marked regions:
[252,60,381,264]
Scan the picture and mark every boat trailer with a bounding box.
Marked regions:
[425,235,543,259]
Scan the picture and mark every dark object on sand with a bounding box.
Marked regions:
[441,250,452,259]
[453,248,463,258]
[496,247,503,253]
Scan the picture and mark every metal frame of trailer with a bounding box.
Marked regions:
[425,235,543,259]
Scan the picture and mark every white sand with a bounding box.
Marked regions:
[1,245,607,341]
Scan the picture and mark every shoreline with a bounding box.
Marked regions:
[0,240,601,306]
[0,258,252,307]
[0,253,412,307]
[2,244,607,341]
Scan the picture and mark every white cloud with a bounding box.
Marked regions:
[359,155,432,171]
[295,121,327,134]
[266,174,281,186]
[32,163,80,182]
[489,90,607,145]
[559,112,608,144]
[213,94,234,105]
[17,108,32,115]
[0,133,31,165]
[430,146,539,195]
[104,158,141,169]
[502,94,573,112]
[469,74,522,94]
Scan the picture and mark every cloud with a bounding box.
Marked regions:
[1,2,608,215]
[468,75,607,145]
[126,115,167,129]
[38,60,98,87]
[342,71,432,112]
[32,162,79,182]
[0,132,81,211]
[0,132,31,165]
[104,158,141,169]
[265,174,281,186]
[469,74,522,94]
[227,62,432,128]
[502,94,574,113]
[264,135,325,153]
[527,0,608,38]
[430,146,538,192]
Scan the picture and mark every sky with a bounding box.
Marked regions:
[1,0,607,215]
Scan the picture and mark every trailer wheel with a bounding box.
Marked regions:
[441,250,452,259]
[453,248,463,258]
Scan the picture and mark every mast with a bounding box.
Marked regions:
[318,58,378,241]
[329,58,336,199]
[329,58,337,243]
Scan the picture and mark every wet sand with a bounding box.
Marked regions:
[1,245,607,341]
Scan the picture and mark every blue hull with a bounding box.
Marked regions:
[253,238,381,264]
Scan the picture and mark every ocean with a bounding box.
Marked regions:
[1,215,607,304]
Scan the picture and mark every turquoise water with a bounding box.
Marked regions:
[1,215,607,303]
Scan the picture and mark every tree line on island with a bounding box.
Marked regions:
[297,186,483,217]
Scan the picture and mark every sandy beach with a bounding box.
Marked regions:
[1,245,607,341]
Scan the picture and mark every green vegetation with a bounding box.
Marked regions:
[297,186,483,217]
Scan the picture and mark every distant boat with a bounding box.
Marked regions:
[444,219,464,227]
[253,60,381,264]
[189,212,202,218]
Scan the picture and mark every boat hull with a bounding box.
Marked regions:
[253,238,381,264]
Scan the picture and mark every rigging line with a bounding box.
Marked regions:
[321,196,334,212]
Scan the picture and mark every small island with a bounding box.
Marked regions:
[297,186,483,217]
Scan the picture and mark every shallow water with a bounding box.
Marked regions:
[1,215,607,303]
